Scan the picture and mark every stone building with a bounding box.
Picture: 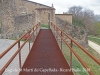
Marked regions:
[0,0,88,48]
[0,0,72,39]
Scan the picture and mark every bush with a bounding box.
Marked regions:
[80,30,84,34]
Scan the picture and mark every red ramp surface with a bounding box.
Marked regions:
[19,29,74,75]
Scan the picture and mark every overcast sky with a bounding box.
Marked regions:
[29,0,100,15]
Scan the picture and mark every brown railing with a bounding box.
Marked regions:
[50,22,100,75]
[0,22,40,75]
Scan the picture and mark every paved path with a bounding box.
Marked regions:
[0,39,32,75]
[88,40,100,54]
[0,39,16,53]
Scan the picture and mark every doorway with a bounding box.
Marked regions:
[41,12,50,29]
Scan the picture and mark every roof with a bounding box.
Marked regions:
[55,14,73,15]
[35,8,55,10]
[23,0,53,8]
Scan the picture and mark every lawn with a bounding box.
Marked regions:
[88,36,100,45]
[41,24,50,28]
[59,41,100,75]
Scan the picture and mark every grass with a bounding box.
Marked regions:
[41,24,50,28]
[60,41,100,75]
[10,38,25,41]
[62,43,88,75]
[10,38,33,42]
[10,38,18,40]
[88,36,100,45]
[73,46,100,75]
[88,47,100,60]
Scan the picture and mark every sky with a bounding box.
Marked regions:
[29,0,100,15]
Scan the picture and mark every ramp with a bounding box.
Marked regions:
[19,29,74,75]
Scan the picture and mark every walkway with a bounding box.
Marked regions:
[19,29,74,75]
[0,39,32,75]
[88,40,100,54]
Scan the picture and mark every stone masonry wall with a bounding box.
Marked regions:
[56,17,88,48]
[55,14,72,24]
[0,0,54,39]
[0,0,72,39]
[13,13,35,38]
[0,0,15,38]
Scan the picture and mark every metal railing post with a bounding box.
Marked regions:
[55,26,57,41]
[0,22,41,75]
[34,26,37,40]
[29,40,31,51]
[33,27,35,42]
[28,32,31,51]
[18,41,21,68]
[36,26,38,36]
[61,31,62,50]
[56,27,57,41]
[57,28,59,42]
[36,25,38,36]
[70,40,73,69]
[29,38,31,51]
[49,22,100,74]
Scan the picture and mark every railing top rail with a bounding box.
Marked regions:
[0,22,40,74]
[0,22,40,59]
[50,22,100,65]
[58,32,95,75]
[50,22,100,75]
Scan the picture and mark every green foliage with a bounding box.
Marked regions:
[68,6,95,29]
[72,59,88,75]
[73,46,100,75]
[10,38,18,40]
[72,17,85,27]
[41,24,50,28]
[62,44,88,75]
[97,22,100,35]
[62,42,100,75]
[80,30,84,34]
[89,22,100,36]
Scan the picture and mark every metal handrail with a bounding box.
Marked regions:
[0,22,40,74]
[50,22,100,75]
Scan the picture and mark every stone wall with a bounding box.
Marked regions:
[36,8,55,25]
[55,14,72,24]
[0,0,72,39]
[0,0,15,38]
[56,17,88,48]
[13,13,35,38]
[0,0,54,39]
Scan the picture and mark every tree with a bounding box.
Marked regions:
[68,6,97,35]
[68,6,82,16]
[68,6,85,27]
[82,9,95,29]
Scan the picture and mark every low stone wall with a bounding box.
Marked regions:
[56,17,88,48]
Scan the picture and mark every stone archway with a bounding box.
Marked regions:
[35,8,55,26]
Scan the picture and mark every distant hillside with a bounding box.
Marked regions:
[95,15,100,21]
